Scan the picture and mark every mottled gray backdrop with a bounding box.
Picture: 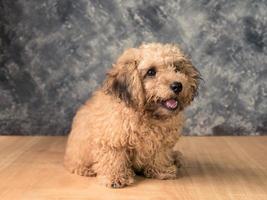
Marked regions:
[0,0,266,135]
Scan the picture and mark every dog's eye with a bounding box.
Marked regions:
[146,67,156,77]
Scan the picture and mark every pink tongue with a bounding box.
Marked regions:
[165,99,178,109]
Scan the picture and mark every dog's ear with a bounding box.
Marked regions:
[190,65,201,101]
[177,58,201,107]
[103,48,145,108]
[184,60,201,103]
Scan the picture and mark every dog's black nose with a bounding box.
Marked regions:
[170,81,183,94]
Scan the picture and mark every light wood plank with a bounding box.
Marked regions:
[0,136,266,200]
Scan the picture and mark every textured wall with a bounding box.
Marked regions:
[0,0,266,135]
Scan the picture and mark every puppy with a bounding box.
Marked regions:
[64,43,200,188]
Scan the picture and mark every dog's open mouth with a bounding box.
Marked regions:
[161,99,178,110]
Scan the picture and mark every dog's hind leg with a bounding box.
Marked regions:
[64,156,96,177]
[72,165,96,177]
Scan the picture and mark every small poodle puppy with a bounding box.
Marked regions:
[64,43,200,188]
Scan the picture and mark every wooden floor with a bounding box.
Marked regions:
[0,136,267,200]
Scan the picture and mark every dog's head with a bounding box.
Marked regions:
[103,43,201,119]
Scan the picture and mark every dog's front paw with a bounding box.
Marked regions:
[99,175,134,188]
